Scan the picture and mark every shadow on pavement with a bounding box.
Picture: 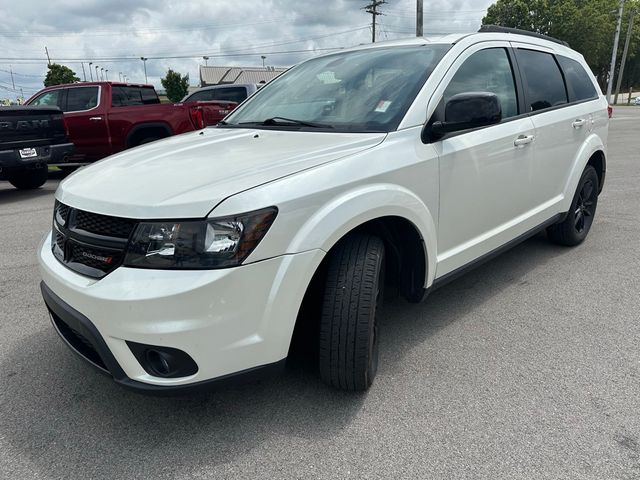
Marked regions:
[0,231,569,478]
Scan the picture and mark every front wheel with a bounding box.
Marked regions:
[547,165,599,246]
[319,234,385,391]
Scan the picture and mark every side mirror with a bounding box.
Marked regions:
[425,92,502,142]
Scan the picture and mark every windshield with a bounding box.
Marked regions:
[221,44,450,133]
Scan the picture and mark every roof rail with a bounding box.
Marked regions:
[478,25,569,47]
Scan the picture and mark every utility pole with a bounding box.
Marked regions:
[89,62,93,81]
[614,9,635,104]
[80,62,87,81]
[9,65,15,90]
[606,0,625,103]
[416,0,423,36]
[44,46,51,65]
[140,57,148,83]
[364,1,386,43]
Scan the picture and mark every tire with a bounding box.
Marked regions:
[319,234,385,391]
[547,165,599,246]
[7,168,48,190]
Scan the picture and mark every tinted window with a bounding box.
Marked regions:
[444,48,518,119]
[112,86,160,107]
[210,87,247,103]
[516,49,568,112]
[557,56,598,102]
[187,90,213,102]
[29,90,61,107]
[65,87,99,112]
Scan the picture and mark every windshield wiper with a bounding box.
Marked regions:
[262,117,333,128]
[228,117,333,129]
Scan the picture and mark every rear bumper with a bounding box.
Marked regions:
[0,142,74,171]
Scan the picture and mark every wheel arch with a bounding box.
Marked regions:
[126,122,173,148]
[561,135,606,212]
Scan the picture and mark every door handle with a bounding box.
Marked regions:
[514,134,535,147]
[572,118,587,128]
[89,116,103,121]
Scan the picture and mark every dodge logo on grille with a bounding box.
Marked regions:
[81,252,113,264]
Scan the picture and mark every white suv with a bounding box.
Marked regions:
[39,27,608,393]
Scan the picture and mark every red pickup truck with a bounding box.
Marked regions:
[26,82,236,164]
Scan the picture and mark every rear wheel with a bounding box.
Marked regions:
[7,168,48,190]
[319,234,385,391]
[547,165,599,246]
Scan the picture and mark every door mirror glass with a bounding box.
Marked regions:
[431,92,502,137]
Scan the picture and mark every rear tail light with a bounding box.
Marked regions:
[607,105,613,118]
[189,106,205,130]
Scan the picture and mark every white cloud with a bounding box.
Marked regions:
[0,0,493,99]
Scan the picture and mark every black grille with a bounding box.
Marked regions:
[52,202,137,279]
[75,209,136,239]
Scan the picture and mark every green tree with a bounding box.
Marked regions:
[160,69,190,102]
[43,63,80,87]
[482,0,640,88]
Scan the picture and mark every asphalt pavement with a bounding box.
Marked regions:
[1,108,639,479]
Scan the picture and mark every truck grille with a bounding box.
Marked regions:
[52,201,137,279]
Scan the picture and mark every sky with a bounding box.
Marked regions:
[0,0,494,100]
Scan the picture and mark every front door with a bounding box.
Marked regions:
[431,44,538,278]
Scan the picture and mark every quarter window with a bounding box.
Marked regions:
[112,86,160,107]
[516,49,568,112]
[65,87,99,112]
[557,56,598,102]
[444,48,518,119]
[29,90,61,107]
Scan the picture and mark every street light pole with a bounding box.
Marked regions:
[203,56,209,66]
[606,0,625,103]
[261,55,266,68]
[105,69,109,81]
[101,68,104,81]
[95,65,99,82]
[140,57,148,84]
[89,62,93,81]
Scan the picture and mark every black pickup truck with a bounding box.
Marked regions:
[0,106,74,189]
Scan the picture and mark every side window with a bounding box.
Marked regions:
[211,87,248,104]
[516,49,568,112]
[112,87,159,106]
[29,90,61,107]
[187,91,213,102]
[65,87,99,112]
[557,56,598,102]
[444,48,518,119]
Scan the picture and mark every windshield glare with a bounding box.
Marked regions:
[222,45,450,132]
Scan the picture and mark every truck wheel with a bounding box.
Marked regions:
[7,168,48,190]
[547,165,599,246]
[319,234,385,391]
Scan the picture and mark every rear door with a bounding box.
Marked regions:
[432,43,538,277]
[61,85,110,161]
[511,45,586,206]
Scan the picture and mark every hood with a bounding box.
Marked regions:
[57,128,386,218]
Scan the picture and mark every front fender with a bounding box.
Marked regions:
[287,183,438,288]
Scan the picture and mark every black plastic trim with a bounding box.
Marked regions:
[41,281,286,395]
[431,212,565,290]
[479,25,569,47]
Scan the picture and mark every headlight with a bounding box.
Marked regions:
[123,207,277,269]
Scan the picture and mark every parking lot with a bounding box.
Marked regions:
[1,108,639,479]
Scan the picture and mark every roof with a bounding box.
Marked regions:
[200,66,287,85]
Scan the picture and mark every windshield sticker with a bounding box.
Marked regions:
[375,100,392,113]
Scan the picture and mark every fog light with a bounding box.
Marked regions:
[127,341,198,378]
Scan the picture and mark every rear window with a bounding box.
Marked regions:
[557,56,598,102]
[112,86,160,107]
[516,49,568,112]
[65,87,99,112]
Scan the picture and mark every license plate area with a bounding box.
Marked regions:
[19,148,37,159]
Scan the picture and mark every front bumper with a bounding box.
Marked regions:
[38,232,324,393]
[0,142,74,172]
